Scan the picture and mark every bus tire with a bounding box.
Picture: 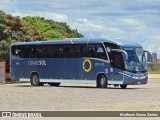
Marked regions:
[97,74,107,88]
[120,85,127,89]
[49,83,61,87]
[30,74,44,86]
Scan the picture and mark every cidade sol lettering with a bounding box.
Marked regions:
[28,60,46,66]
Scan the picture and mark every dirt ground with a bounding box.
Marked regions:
[0,78,160,120]
[149,74,160,79]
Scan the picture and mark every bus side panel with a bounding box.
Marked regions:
[10,58,21,80]
[12,58,111,83]
[82,59,110,81]
[17,58,85,81]
[14,58,37,80]
[41,58,84,80]
[109,68,124,81]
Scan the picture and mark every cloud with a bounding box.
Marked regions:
[105,28,125,34]
[1,0,160,57]
[151,35,160,41]
[121,0,160,11]
[1,0,69,22]
[78,19,103,30]
[71,18,104,32]
[0,0,10,10]
[71,18,125,34]
[10,11,68,22]
[119,18,146,31]
[122,18,143,26]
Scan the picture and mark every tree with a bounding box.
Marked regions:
[0,11,84,69]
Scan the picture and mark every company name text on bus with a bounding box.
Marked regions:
[28,60,46,66]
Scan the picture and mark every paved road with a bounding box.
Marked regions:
[0,79,160,120]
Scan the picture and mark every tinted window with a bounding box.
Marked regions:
[11,46,23,58]
[11,44,74,58]
[88,44,107,59]
[74,44,88,57]
[11,44,107,59]
[63,45,74,58]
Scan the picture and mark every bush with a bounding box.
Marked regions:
[148,62,160,74]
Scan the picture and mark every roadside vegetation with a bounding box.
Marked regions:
[148,61,160,74]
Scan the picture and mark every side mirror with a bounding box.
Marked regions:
[144,50,153,63]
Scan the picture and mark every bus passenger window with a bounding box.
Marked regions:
[63,47,74,58]
[88,45,107,59]
[12,46,23,58]
[96,46,107,59]
[81,46,88,57]
[52,46,63,58]
[74,45,88,58]
[88,46,97,58]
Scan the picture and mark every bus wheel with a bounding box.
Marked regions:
[97,75,107,88]
[120,85,127,89]
[30,74,44,86]
[49,83,61,87]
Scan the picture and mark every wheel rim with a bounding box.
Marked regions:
[100,76,105,86]
[33,76,38,85]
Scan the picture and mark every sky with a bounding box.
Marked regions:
[1,0,160,58]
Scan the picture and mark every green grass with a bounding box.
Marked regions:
[148,62,160,74]
[148,70,160,74]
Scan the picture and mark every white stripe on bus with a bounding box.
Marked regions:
[20,78,124,84]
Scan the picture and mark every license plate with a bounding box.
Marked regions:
[137,82,141,84]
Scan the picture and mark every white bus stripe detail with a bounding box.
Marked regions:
[20,78,124,85]
[20,78,30,81]
[140,76,146,79]
[119,72,132,78]
[108,80,124,84]
[119,72,147,79]
[82,57,110,63]
[40,79,96,83]
[20,78,96,83]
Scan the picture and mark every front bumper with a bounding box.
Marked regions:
[122,72,148,85]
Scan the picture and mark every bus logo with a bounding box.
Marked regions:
[82,59,92,72]
[28,60,46,66]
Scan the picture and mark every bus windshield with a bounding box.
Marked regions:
[123,47,147,73]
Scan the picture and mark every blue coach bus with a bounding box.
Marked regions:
[10,38,149,89]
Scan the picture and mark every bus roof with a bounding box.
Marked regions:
[11,38,142,47]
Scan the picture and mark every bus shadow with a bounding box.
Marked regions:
[107,87,146,90]
[13,85,38,87]
[13,84,147,90]
[59,85,96,89]
[13,84,48,87]
[58,85,145,90]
